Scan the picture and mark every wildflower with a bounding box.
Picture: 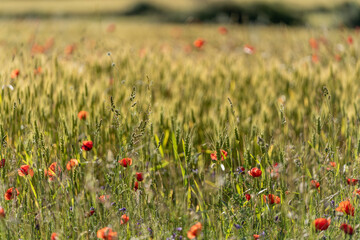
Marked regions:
[118,158,132,167]
[4,187,19,200]
[269,163,280,179]
[347,36,353,45]
[326,162,336,171]
[263,194,280,204]
[353,189,360,196]
[311,180,320,189]
[136,172,144,182]
[34,67,42,75]
[64,44,76,55]
[45,162,61,181]
[97,227,118,240]
[51,233,59,240]
[66,159,79,171]
[99,195,110,203]
[187,222,202,239]
[81,140,93,151]
[193,38,205,49]
[77,111,88,120]
[210,150,227,161]
[107,23,116,33]
[218,26,228,35]
[121,214,129,225]
[243,45,255,54]
[336,200,354,216]
[85,209,95,218]
[312,54,319,63]
[334,54,342,62]
[248,167,262,177]
[340,223,354,235]
[347,178,358,185]
[234,223,241,229]
[314,218,331,231]
[31,44,45,54]
[18,165,34,177]
[309,38,318,49]
[245,194,251,201]
[236,166,245,174]
[10,69,20,79]
[0,207,5,218]
[253,235,260,240]
[134,181,139,191]
[0,159,5,168]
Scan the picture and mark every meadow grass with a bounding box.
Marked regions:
[0,19,360,239]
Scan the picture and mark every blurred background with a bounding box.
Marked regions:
[0,0,359,28]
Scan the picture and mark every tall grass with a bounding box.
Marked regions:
[0,19,359,239]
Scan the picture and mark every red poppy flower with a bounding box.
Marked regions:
[85,210,95,218]
[314,218,331,231]
[354,189,360,196]
[64,44,76,55]
[253,235,260,240]
[45,162,61,181]
[245,194,251,201]
[11,69,20,79]
[244,45,255,54]
[269,163,280,179]
[0,159,5,168]
[4,187,19,200]
[311,180,320,189]
[326,162,336,171]
[187,222,202,239]
[66,159,79,171]
[77,111,88,120]
[218,26,228,35]
[97,227,118,240]
[107,23,116,33]
[334,54,342,62]
[312,54,319,63]
[81,141,93,151]
[248,167,262,177]
[347,178,358,186]
[136,172,144,182]
[263,194,280,204]
[120,214,129,225]
[31,44,45,54]
[0,207,5,218]
[99,195,110,203]
[336,200,354,216]
[210,150,228,161]
[134,181,139,191]
[18,165,34,177]
[34,67,42,75]
[309,38,318,50]
[340,223,354,235]
[193,38,205,49]
[118,158,132,168]
[51,233,59,240]
[347,36,353,45]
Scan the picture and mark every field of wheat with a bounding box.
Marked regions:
[1,14,360,239]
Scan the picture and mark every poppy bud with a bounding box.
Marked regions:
[136,172,144,182]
